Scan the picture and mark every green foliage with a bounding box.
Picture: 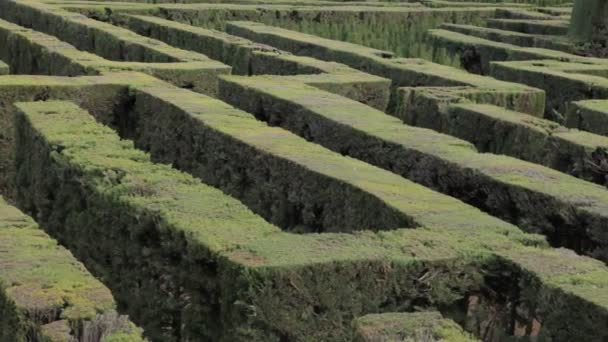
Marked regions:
[0,196,145,341]
[353,311,477,342]
[4,1,608,340]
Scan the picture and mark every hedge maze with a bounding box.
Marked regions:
[1,0,608,341]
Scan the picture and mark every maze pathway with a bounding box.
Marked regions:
[0,1,606,342]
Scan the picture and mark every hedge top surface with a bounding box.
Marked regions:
[10,90,608,317]
[13,100,519,269]
[386,58,542,90]
[495,7,566,20]
[490,60,608,88]
[15,100,280,254]
[121,14,363,74]
[227,20,395,59]
[44,0,428,6]
[5,0,223,63]
[450,102,608,149]
[225,20,543,91]
[448,103,608,152]
[448,102,561,133]
[222,75,608,216]
[487,17,570,29]
[15,98,608,309]
[430,28,608,65]
[122,14,388,79]
[0,200,145,342]
[440,22,570,42]
[219,75,478,155]
[0,197,117,322]
[572,99,608,114]
[353,311,478,342]
[0,72,162,87]
[57,2,501,13]
[0,0,232,95]
[0,17,229,78]
[137,82,525,231]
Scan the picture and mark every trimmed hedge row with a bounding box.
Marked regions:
[0,194,144,342]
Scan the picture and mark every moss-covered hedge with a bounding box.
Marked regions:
[223,20,544,115]
[353,311,477,342]
[219,74,608,261]
[0,195,144,342]
[5,80,608,342]
[66,2,497,59]
[11,99,490,341]
[0,1,230,96]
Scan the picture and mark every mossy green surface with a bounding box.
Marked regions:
[572,99,608,113]
[64,2,497,60]
[0,17,98,76]
[115,13,391,110]
[494,7,568,19]
[130,83,512,233]
[353,311,478,342]
[2,3,608,339]
[119,13,371,77]
[15,100,279,249]
[433,10,608,89]
[489,59,608,122]
[11,99,479,340]
[401,97,608,186]
[0,72,162,201]
[0,61,8,75]
[12,99,608,341]
[225,20,395,62]
[567,99,608,137]
[41,0,563,6]
[429,0,570,5]
[5,85,608,341]
[40,321,72,342]
[0,1,231,96]
[0,1,208,63]
[440,23,575,53]
[224,20,545,116]
[429,28,591,75]
[219,74,608,261]
[0,195,144,342]
[487,18,569,36]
